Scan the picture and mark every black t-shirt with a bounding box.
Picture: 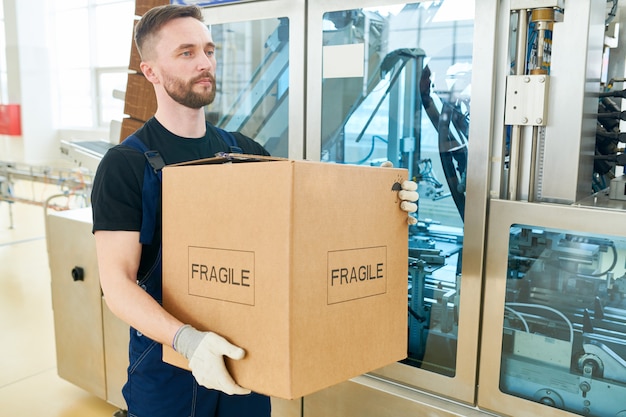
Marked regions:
[91,117,269,279]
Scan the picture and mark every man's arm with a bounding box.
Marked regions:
[94,230,182,346]
[94,229,250,395]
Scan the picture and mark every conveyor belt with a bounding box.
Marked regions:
[60,140,115,172]
[60,139,114,159]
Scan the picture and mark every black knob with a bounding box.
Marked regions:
[71,266,85,281]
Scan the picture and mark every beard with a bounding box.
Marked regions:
[162,71,216,109]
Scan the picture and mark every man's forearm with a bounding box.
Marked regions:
[95,230,183,348]
[103,276,183,348]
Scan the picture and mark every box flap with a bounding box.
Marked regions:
[169,153,288,167]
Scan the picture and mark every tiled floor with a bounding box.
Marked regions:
[0,189,119,416]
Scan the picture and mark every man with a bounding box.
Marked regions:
[92,4,418,417]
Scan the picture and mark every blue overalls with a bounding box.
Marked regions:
[121,133,271,417]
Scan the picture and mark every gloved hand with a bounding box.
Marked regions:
[173,324,251,395]
[381,161,419,225]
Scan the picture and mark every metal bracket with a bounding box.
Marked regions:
[504,74,550,126]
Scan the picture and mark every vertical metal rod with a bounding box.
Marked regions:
[536,28,546,71]
[8,202,14,229]
[515,10,528,75]
[528,126,539,202]
[508,9,529,200]
[508,126,521,200]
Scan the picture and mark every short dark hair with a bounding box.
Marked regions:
[134,4,205,60]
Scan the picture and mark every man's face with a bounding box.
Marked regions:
[150,17,217,109]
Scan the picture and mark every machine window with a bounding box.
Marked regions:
[208,16,290,158]
[501,223,626,416]
[320,1,474,377]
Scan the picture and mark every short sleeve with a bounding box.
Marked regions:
[91,146,145,234]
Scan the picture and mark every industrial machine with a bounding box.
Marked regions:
[47,0,626,416]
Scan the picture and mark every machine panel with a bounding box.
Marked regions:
[305,375,492,417]
[306,0,492,404]
[200,0,305,159]
[47,208,107,400]
[480,199,626,417]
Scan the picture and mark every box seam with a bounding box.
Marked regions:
[288,160,296,398]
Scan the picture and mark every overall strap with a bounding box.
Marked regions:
[120,134,164,245]
[120,127,238,244]
[215,127,243,154]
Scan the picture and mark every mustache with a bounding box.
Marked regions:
[191,72,215,84]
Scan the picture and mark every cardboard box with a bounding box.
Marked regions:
[162,156,409,399]
[123,73,157,122]
[128,20,141,73]
[119,117,144,143]
[135,0,168,17]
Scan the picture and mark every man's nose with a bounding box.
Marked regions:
[197,53,215,71]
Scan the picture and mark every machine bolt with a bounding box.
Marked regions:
[521,117,528,124]
[524,76,530,83]
[579,381,591,393]
[536,118,543,124]
[539,76,546,83]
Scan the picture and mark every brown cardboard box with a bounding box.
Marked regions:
[123,73,157,122]
[119,117,144,143]
[128,19,141,73]
[135,0,168,17]
[161,156,408,399]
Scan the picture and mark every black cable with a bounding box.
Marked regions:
[599,89,626,98]
[606,0,619,25]
[598,111,626,121]
[408,305,426,323]
[594,153,626,165]
[596,130,626,142]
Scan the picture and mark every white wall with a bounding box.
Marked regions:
[3,0,60,166]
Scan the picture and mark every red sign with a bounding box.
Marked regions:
[0,104,21,136]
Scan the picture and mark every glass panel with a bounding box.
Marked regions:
[94,0,130,5]
[0,19,6,103]
[174,0,253,6]
[54,8,91,68]
[206,16,290,157]
[97,70,128,127]
[95,2,134,67]
[53,0,89,11]
[320,1,473,377]
[57,69,93,127]
[0,20,5,71]
[501,224,626,416]
[0,73,7,104]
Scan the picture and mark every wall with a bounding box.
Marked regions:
[2,0,57,165]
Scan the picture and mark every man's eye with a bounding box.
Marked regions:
[206,50,214,57]
[182,51,192,57]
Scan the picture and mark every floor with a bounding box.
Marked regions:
[0,181,119,416]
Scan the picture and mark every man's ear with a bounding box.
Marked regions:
[140,61,159,84]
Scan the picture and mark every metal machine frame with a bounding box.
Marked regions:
[479,199,626,417]
[305,0,493,406]
[201,0,306,160]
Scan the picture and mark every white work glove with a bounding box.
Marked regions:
[381,161,419,225]
[173,324,251,395]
